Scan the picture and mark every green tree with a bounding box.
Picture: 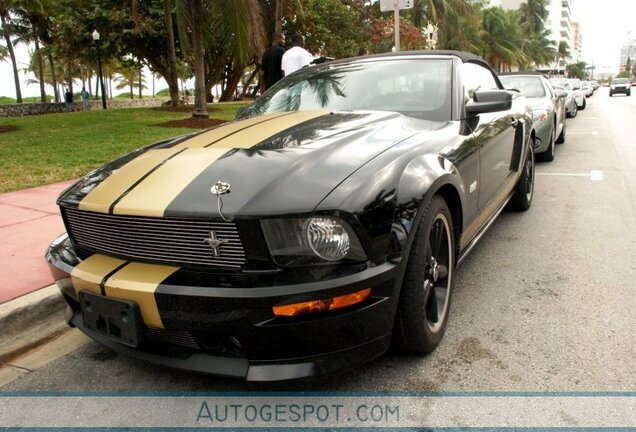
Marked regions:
[565,61,587,79]
[615,70,631,79]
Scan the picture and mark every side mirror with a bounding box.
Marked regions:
[465,90,512,115]
[556,90,567,99]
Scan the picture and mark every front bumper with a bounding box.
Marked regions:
[533,120,552,153]
[610,87,629,94]
[46,234,400,381]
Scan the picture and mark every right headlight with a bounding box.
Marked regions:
[261,216,367,267]
[532,109,549,123]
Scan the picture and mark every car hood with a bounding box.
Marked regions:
[527,98,553,111]
[59,110,435,218]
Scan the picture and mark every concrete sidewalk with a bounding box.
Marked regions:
[0,180,75,304]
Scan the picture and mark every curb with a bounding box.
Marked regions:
[0,284,67,360]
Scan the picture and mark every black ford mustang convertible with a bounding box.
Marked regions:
[47,51,535,381]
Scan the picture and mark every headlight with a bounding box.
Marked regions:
[532,110,549,123]
[261,216,367,266]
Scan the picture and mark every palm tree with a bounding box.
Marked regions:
[411,0,473,29]
[11,3,51,102]
[480,7,525,72]
[0,42,7,61]
[163,0,179,106]
[115,60,146,99]
[189,0,208,118]
[176,0,266,113]
[0,0,23,102]
[553,40,570,74]
[517,0,548,34]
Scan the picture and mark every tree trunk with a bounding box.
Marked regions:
[48,53,60,102]
[275,0,283,33]
[138,68,142,99]
[34,40,47,102]
[191,0,208,118]
[163,0,180,106]
[220,67,243,102]
[240,68,258,97]
[67,55,73,95]
[1,13,23,103]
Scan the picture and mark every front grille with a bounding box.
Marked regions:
[63,208,246,269]
[147,328,200,349]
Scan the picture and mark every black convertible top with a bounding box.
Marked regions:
[328,50,492,70]
[499,71,548,78]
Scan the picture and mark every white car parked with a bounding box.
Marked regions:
[568,79,586,110]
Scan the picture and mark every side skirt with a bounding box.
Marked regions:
[457,191,513,266]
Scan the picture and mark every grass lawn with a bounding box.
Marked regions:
[0,102,248,193]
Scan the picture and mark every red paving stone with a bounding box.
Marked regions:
[0,180,76,304]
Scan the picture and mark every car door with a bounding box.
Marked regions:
[545,79,564,136]
[462,63,517,212]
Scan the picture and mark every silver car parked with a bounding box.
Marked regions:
[550,78,577,118]
[500,73,566,162]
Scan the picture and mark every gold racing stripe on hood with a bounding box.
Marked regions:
[112,147,227,216]
[172,111,292,149]
[207,110,329,149]
[111,110,329,217]
[103,262,179,329]
[70,254,127,296]
[78,148,182,214]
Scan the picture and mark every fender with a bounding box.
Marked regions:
[392,154,467,263]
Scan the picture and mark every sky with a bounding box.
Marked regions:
[1,0,635,99]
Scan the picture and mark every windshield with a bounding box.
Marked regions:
[551,79,571,91]
[499,76,546,98]
[569,80,581,89]
[614,78,629,85]
[244,59,453,122]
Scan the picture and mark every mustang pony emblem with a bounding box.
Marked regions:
[210,180,231,222]
[210,181,231,195]
[203,230,228,256]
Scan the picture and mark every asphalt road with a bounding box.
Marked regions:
[2,88,635,393]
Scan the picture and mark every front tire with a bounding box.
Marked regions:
[580,99,586,110]
[508,144,534,211]
[537,124,555,162]
[556,121,566,144]
[568,103,578,118]
[394,196,455,354]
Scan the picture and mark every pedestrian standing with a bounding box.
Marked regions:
[281,33,313,76]
[64,88,74,112]
[261,32,286,91]
[81,87,90,111]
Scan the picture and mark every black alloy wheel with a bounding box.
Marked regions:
[394,196,455,354]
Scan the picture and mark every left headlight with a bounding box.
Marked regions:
[532,109,549,123]
[261,216,367,266]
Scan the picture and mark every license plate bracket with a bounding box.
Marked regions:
[79,291,144,348]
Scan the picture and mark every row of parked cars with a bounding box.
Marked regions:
[498,73,595,163]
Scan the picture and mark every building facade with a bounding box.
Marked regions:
[620,36,636,70]
[570,21,583,63]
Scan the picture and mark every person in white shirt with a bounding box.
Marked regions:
[281,33,313,76]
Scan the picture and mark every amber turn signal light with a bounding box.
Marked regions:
[273,288,372,317]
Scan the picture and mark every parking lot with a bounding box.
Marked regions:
[1,87,635,395]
